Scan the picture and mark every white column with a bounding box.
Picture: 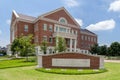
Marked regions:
[74,39,77,52]
[70,38,72,52]
[37,55,43,68]
[56,37,59,53]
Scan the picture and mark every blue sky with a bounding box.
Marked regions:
[0,0,120,47]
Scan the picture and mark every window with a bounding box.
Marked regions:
[49,25,53,32]
[67,29,69,33]
[91,37,93,42]
[56,26,58,32]
[43,24,47,31]
[43,36,47,41]
[59,17,67,24]
[24,25,28,32]
[34,23,38,32]
[49,49,52,54]
[94,38,96,42]
[75,31,77,35]
[81,35,84,40]
[49,36,52,43]
[35,36,38,43]
[74,30,76,34]
[59,27,66,32]
[85,36,87,41]
[88,37,90,41]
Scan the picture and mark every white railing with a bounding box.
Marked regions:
[53,32,77,39]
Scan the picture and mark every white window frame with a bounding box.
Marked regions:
[49,36,53,43]
[49,25,53,32]
[59,17,67,24]
[43,24,47,31]
[43,36,47,41]
[24,25,28,32]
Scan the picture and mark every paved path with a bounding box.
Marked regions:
[105,60,120,63]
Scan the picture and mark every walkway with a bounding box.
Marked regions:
[105,60,120,63]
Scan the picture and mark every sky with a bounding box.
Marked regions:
[0,0,120,47]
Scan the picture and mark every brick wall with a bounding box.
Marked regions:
[40,53,100,69]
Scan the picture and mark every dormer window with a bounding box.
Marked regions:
[59,17,67,24]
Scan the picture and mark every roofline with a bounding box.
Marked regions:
[81,29,97,36]
[37,7,80,27]
[38,52,103,58]
[12,10,19,18]
[12,7,81,28]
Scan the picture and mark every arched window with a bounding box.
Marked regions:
[59,17,67,24]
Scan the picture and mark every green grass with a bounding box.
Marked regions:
[36,68,107,75]
[0,62,120,80]
[0,59,120,80]
[0,56,9,60]
[0,58,36,69]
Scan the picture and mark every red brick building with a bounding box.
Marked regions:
[9,7,97,54]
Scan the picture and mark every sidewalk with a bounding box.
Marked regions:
[104,60,120,63]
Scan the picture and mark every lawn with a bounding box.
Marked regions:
[0,57,36,69]
[0,62,120,80]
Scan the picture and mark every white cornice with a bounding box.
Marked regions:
[17,18,34,23]
[37,7,80,28]
[81,32,97,36]
[12,10,19,18]
[39,17,80,29]
[38,7,65,18]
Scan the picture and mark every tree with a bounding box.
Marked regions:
[99,45,108,55]
[11,38,21,57]
[11,35,35,61]
[19,35,35,61]
[40,41,48,54]
[56,37,66,52]
[108,42,120,56]
[89,44,99,54]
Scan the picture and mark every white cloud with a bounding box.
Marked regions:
[99,43,110,47]
[0,39,9,47]
[6,19,11,25]
[75,18,83,26]
[86,19,116,31]
[62,0,79,8]
[108,0,120,12]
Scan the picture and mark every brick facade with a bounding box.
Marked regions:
[38,53,103,69]
[10,7,97,53]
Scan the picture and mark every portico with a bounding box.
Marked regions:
[53,31,77,52]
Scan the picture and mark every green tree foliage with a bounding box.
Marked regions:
[40,41,48,54]
[19,35,35,61]
[11,38,21,57]
[99,45,108,55]
[11,35,35,61]
[89,44,99,54]
[89,42,120,56]
[56,37,66,52]
[108,42,120,56]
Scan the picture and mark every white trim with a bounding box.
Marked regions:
[39,17,79,29]
[13,10,19,18]
[17,18,34,23]
[12,7,81,29]
[81,31,97,36]
[37,7,80,28]
[59,17,67,24]
[99,56,104,69]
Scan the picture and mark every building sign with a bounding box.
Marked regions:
[52,58,90,67]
